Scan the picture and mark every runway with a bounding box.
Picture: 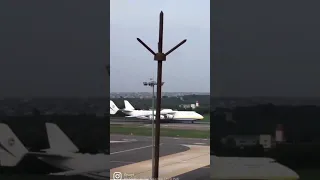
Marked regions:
[110,134,210,180]
[110,117,210,124]
[110,119,210,131]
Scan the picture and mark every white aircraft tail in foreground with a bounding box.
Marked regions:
[0,123,28,166]
[0,123,109,179]
[45,122,79,153]
[110,100,119,115]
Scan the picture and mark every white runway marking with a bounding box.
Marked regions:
[110,139,137,144]
[111,144,162,155]
[110,141,128,143]
[122,139,137,141]
[193,143,206,145]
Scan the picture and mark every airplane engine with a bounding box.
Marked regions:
[166,114,174,119]
[161,109,173,113]
[149,115,165,119]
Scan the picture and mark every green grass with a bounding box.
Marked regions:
[202,114,210,122]
[110,125,210,139]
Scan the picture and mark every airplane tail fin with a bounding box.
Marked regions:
[110,100,119,115]
[0,123,28,166]
[45,123,79,153]
[124,100,135,111]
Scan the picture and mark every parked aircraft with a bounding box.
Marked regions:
[0,123,109,179]
[110,100,204,123]
[110,100,119,115]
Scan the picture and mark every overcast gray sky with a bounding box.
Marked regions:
[0,1,108,97]
[211,1,320,97]
[110,0,210,93]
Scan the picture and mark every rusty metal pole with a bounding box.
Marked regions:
[136,11,187,180]
[153,11,165,179]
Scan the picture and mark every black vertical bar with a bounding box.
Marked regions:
[154,60,162,179]
[153,11,164,180]
[158,11,164,53]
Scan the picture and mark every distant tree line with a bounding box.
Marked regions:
[211,104,320,141]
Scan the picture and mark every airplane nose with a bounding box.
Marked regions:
[199,114,204,120]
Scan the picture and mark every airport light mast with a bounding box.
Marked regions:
[137,11,187,179]
[143,79,164,174]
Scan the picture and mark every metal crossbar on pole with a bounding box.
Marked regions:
[137,11,187,179]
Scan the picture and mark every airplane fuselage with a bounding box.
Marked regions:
[122,109,172,116]
[38,153,109,180]
[122,109,204,121]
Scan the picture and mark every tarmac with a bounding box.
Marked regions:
[110,119,210,131]
[110,134,210,180]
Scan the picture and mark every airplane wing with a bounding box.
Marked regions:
[126,111,176,118]
[49,168,109,176]
[125,115,145,118]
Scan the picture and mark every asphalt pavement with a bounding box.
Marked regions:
[110,120,210,131]
[110,134,210,180]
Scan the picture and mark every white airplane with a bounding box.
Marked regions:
[110,100,173,115]
[110,100,204,123]
[0,123,109,179]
